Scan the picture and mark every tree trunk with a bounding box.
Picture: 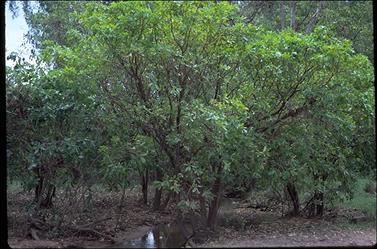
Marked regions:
[153,188,162,210]
[280,1,285,30]
[315,192,324,216]
[199,196,207,220]
[34,167,56,209]
[286,180,300,215]
[307,191,324,217]
[308,173,327,217]
[35,179,56,208]
[206,166,224,230]
[315,173,327,216]
[290,1,297,31]
[153,169,163,210]
[140,168,149,205]
[160,191,172,211]
[305,1,324,34]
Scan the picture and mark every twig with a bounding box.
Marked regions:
[71,227,117,243]
[63,217,115,243]
[301,195,316,215]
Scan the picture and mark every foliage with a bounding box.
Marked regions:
[6,52,106,192]
[238,1,373,63]
[6,1,375,228]
[339,178,376,219]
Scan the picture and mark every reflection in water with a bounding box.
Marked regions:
[147,231,154,246]
[124,230,156,248]
[118,202,234,248]
[121,222,193,248]
[121,228,162,248]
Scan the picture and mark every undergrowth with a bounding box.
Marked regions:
[338,178,376,219]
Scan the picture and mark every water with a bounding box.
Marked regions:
[117,200,236,248]
[120,222,193,248]
[121,230,156,248]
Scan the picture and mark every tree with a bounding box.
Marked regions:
[318,1,373,63]
[237,26,374,216]
[238,1,373,63]
[22,1,87,51]
[237,0,374,215]
[290,1,296,31]
[45,1,257,229]
[44,1,373,222]
[6,51,107,208]
[8,1,373,229]
[279,1,285,31]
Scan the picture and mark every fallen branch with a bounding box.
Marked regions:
[30,228,40,240]
[186,239,195,248]
[75,217,112,230]
[29,217,51,231]
[71,227,117,243]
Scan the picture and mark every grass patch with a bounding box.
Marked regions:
[7,180,23,194]
[336,219,377,230]
[338,178,376,219]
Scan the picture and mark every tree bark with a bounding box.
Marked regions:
[305,1,324,34]
[286,180,300,215]
[199,196,207,220]
[153,169,163,210]
[33,160,60,209]
[290,1,297,31]
[153,188,162,211]
[307,191,324,217]
[315,192,324,216]
[308,173,327,217]
[35,178,55,208]
[160,191,172,211]
[206,166,224,230]
[280,1,285,31]
[140,168,149,205]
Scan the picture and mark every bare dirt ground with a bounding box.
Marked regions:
[7,188,377,248]
[200,230,376,248]
[193,196,376,248]
[7,188,173,248]
[199,217,376,247]
[8,221,376,248]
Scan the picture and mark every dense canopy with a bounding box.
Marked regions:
[6,1,375,236]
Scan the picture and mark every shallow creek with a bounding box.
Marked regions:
[114,222,193,248]
[113,198,235,248]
